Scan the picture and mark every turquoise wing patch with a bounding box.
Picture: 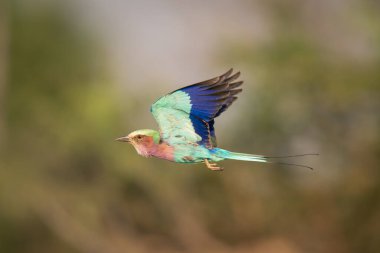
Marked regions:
[151,91,202,145]
[151,69,243,148]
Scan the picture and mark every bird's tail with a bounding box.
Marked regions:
[223,151,268,163]
[220,150,318,170]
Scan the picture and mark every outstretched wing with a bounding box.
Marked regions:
[151,69,243,148]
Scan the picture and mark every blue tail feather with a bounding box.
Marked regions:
[213,149,268,163]
[212,148,317,170]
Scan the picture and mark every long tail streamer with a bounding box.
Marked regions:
[224,151,319,170]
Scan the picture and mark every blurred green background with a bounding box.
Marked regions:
[1,0,379,252]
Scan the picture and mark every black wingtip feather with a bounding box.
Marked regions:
[229,81,243,89]
[230,89,243,96]
[225,71,240,83]
[224,68,234,77]
[200,69,244,118]
[199,77,220,86]
[177,68,244,119]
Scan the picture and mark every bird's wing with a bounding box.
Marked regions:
[151,69,243,148]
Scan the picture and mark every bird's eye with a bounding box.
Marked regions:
[137,135,142,139]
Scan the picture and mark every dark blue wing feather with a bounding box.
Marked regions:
[173,69,243,148]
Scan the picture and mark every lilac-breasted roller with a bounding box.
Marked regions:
[117,69,316,171]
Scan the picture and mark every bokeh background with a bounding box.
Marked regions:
[1,0,379,252]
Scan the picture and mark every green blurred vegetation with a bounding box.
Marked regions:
[0,1,379,253]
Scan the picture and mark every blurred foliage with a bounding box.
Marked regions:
[0,0,380,253]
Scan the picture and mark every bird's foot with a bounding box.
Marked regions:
[204,159,223,171]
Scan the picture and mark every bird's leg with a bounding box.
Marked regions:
[204,159,223,171]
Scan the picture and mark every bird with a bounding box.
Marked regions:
[116,69,317,171]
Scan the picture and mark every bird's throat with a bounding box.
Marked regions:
[134,142,174,161]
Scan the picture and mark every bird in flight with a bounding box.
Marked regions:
[117,69,316,171]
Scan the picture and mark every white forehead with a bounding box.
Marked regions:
[128,129,156,137]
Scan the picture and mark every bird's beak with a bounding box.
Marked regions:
[115,136,130,142]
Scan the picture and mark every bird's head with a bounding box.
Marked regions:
[116,129,160,157]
